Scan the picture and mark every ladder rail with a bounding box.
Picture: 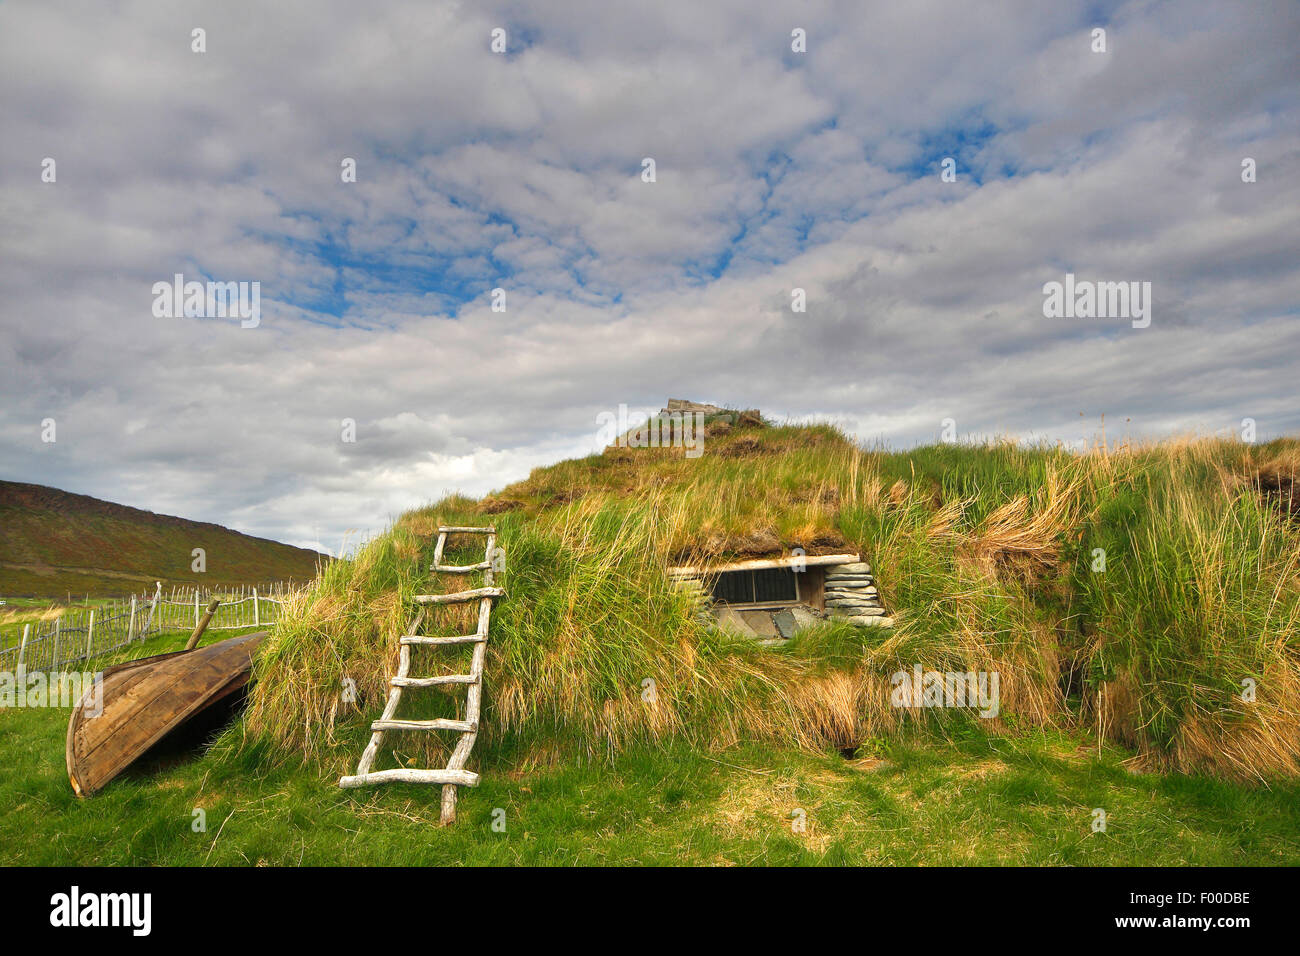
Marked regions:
[440,594,492,823]
[351,608,423,779]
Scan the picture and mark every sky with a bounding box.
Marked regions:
[1,0,1297,554]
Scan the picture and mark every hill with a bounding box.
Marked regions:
[0,480,325,598]
[245,414,1300,783]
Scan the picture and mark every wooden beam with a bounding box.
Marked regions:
[184,600,222,651]
[667,553,860,577]
[370,718,476,733]
[340,768,479,789]
[414,587,505,604]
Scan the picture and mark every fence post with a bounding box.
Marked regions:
[17,624,29,674]
[195,590,200,629]
[145,582,161,636]
[52,616,61,671]
[128,595,137,642]
[253,588,260,627]
[86,610,95,661]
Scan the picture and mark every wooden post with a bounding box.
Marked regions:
[16,624,29,674]
[185,600,222,651]
[52,616,61,671]
[128,596,137,642]
[253,588,259,627]
[195,590,201,629]
[86,610,95,660]
[144,582,161,637]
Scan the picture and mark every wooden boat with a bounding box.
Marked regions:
[66,630,267,796]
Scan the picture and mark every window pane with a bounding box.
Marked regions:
[710,568,800,604]
[753,568,798,602]
[711,571,752,604]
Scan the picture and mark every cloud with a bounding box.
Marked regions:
[1,0,1297,551]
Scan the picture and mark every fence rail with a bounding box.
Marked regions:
[151,590,289,632]
[0,581,298,673]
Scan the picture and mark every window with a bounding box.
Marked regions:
[710,567,800,605]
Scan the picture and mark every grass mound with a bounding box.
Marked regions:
[242,419,1300,782]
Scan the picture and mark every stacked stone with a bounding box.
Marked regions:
[823,562,893,627]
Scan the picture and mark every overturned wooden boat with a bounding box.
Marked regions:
[66,630,267,796]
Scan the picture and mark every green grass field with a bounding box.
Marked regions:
[0,597,122,649]
[2,629,1298,866]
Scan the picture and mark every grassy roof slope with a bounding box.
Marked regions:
[243,420,1300,782]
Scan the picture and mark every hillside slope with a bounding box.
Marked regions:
[0,480,325,597]
[245,417,1300,782]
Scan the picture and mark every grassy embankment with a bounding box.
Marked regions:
[247,419,1300,783]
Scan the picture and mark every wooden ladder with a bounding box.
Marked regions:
[339,526,502,825]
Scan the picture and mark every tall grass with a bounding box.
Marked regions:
[241,422,1300,782]
[1075,442,1300,778]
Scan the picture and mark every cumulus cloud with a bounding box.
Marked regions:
[1,0,1297,549]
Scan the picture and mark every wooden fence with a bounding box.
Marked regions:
[0,581,298,673]
[151,585,292,632]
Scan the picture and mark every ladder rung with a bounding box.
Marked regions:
[432,561,491,573]
[414,587,505,604]
[438,526,495,534]
[371,718,476,733]
[339,768,479,789]
[391,674,476,687]
[400,634,486,646]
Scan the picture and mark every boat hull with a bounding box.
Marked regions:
[66,631,267,796]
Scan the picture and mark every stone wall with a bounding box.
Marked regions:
[821,562,890,625]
